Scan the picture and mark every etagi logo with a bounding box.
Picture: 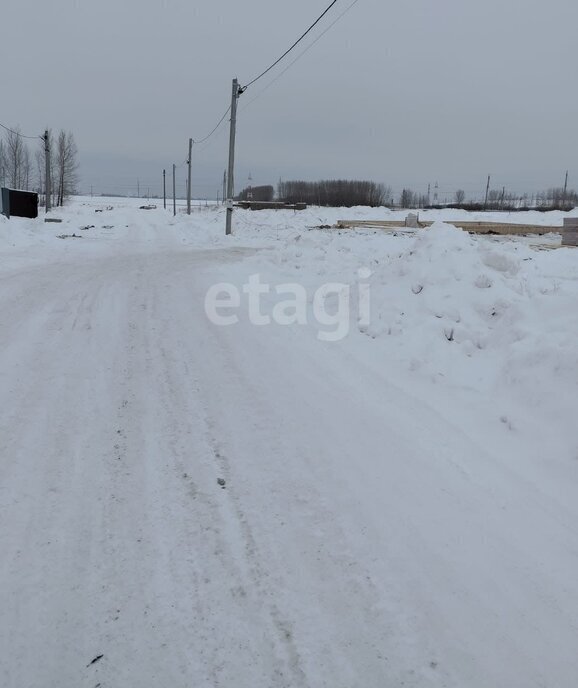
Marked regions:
[204,269,371,342]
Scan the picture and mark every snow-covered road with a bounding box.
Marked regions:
[1,204,578,687]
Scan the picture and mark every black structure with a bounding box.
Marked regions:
[0,188,39,219]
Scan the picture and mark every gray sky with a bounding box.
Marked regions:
[1,0,577,200]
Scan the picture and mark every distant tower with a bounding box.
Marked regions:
[433,181,439,204]
[247,172,253,201]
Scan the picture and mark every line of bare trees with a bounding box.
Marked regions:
[278,180,391,207]
[397,186,577,211]
[237,185,274,202]
[0,127,79,206]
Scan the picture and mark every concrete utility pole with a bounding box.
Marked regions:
[187,138,193,215]
[163,169,166,209]
[225,78,242,235]
[44,130,51,213]
[563,170,569,207]
[172,164,176,217]
[484,175,491,210]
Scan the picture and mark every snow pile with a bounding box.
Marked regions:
[363,222,578,438]
[0,214,39,249]
[224,216,577,442]
[0,213,14,244]
[365,223,526,358]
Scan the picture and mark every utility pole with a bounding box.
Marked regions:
[44,130,51,213]
[187,138,193,215]
[500,186,505,208]
[163,169,166,209]
[225,78,242,235]
[222,170,227,205]
[484,175,491,210]
[563,170,569,208]
[172,164,176,217]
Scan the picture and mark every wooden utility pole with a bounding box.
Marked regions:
[484,175,491,210]
[44,130,51,212]
[187,138,193,215]
[163,169,166,209]
[172,164,176,217]
[225,78,242,235]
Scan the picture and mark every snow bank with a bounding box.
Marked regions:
[218,211,577,455]
[360,222,578,447]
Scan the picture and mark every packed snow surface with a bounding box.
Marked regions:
[1,198,577,687]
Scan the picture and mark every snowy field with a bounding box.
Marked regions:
[1,197,577,687]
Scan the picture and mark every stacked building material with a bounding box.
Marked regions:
[562,218,578,246]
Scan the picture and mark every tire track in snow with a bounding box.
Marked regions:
[150,323,307,686]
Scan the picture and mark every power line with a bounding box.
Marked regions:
[0,121,43,140]
[188,1,357,160]
[193,105,232,145]
[243,0,341,90]
[242,0,360,112]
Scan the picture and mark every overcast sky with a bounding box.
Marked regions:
[1,0,577,200]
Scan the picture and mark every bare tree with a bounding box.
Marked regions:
[34,147,44,195]
[22,145,31,191]
[5,127,31,190]
[399,188,415,208]
[455,189,465,204]
[0,139,6,188]
[55,130,78,206]
[381,185,393,206]
[487,189,501,209]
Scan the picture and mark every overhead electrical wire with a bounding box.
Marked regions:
[0,121,43,140]
[195,125,229,156]
[242,0,340,90]
[138,0,358,190]
[180,0,357,159]
[193,105,232,145]
[241,0,360,112]
[192,0,360,173]
[191,0,355,154]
